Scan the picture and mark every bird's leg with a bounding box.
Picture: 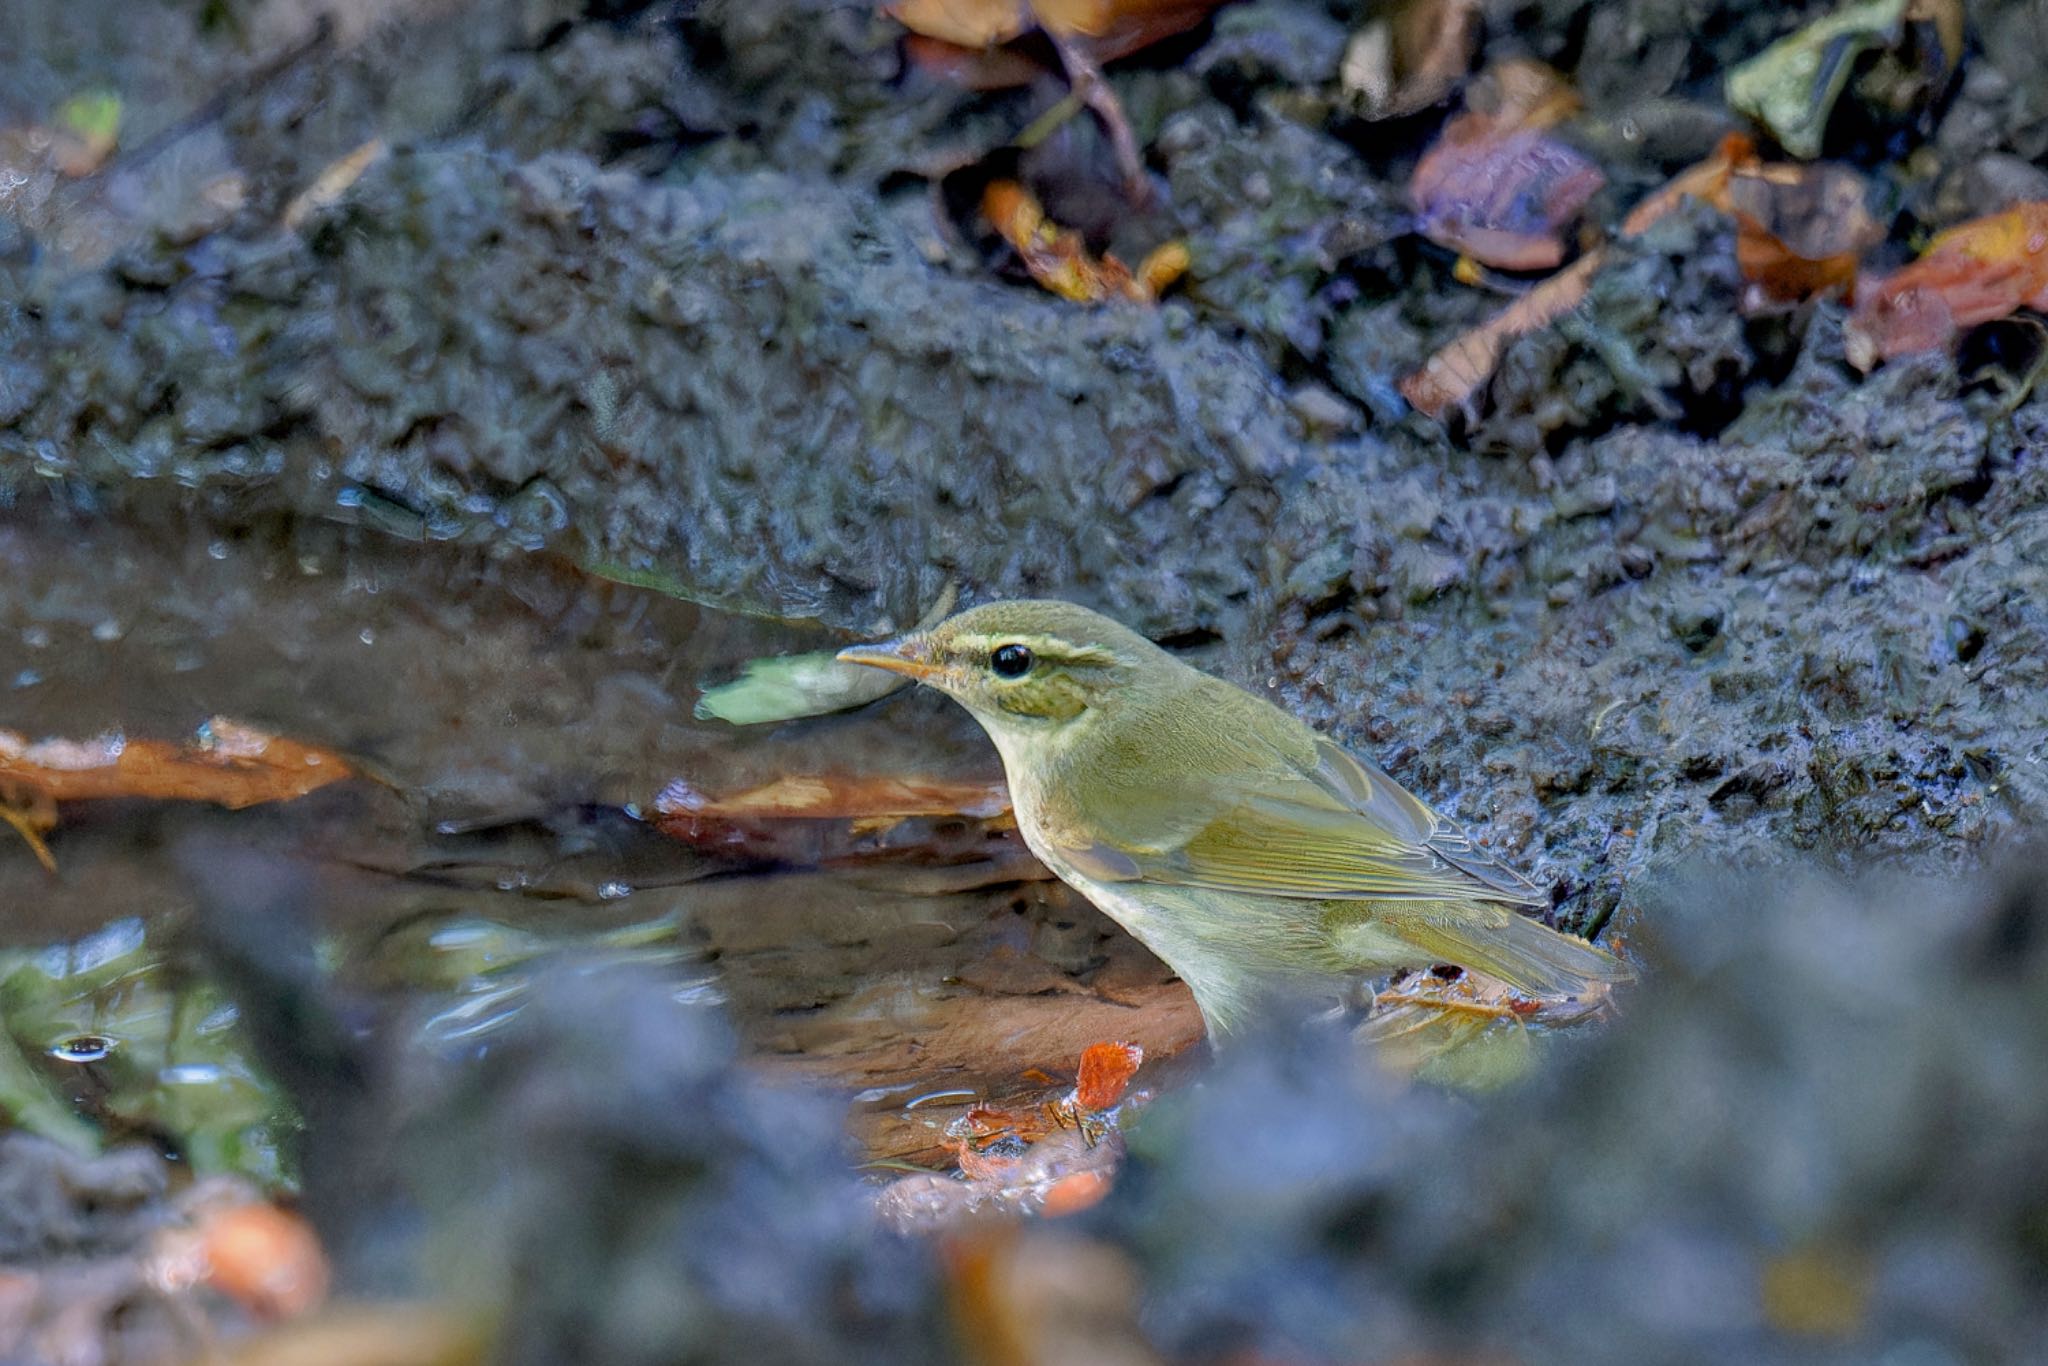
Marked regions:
[1044,28,1152,205]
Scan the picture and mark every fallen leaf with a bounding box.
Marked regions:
[695,582,957,726]
[51,90,121,177]
[655,773,1012,823]
[1846,203,2048,370]
[1069,1040,1143,1111]
[1341,0,1483,121]
[649,772,1031,874]
[1725,159,1882,303]
[1411,120,1604,271]
[902,33,1053,91]
[152,1186,330,1322]
[1404,130,1883,415]
[281,137,387,231]
[1464,56,1582,130]
[1037,1169,1112,1217]
[890,0,1231,196]
[1618,132,1750,236]
[1409,61,1602,272]
[0,718,353,809]
[1399,250,1606,416]
[1725,0,1961,160]
[889,0,1034,48]
[980,179,1188,303]
[1361,967,1609,1089]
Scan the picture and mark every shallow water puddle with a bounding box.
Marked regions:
[0,517,1201,1172]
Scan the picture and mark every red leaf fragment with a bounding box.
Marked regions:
[1070,1040,1144,1112]
[1846,202,2048,370]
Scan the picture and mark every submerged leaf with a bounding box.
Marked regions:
[1359,969,1604,1089]
[0,718,353,809]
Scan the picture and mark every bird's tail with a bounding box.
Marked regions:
[1389,906,1633,1000]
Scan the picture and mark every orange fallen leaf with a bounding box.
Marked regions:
[1038,1169,1113,1217]
[1846,202,2048,371]
[1725,160,1882,304]
[980,179,1187,303]
[197,1203,331,1321]
[0,717,353,809]
[152,1191,330,1323]
[1618,133,1880,303]
[901,32,1051,91]
[1070,1040,1143,1111]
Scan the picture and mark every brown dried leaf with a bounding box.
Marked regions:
[1341,0,1483,120]
[281,137,387,231]
[0,718,353,809]
[902,32,1053,90]
[1846,202,2048,370]
[1725,159,1882,303]
[1399,250,1606,416]
[892,0,1227,70]
[649,771,1031,874]
[654,773,1011,822]
[888,0,1034,49]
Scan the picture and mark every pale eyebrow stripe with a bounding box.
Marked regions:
[950,633,1119,666]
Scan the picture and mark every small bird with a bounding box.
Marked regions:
[839,599,1628,1038]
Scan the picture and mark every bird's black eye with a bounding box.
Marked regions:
[990,644,1034,678]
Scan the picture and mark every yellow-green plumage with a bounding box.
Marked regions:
[839,599,1629,1037]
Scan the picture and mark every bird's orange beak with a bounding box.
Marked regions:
[836,635,939,680]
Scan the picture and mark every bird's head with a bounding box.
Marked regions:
[837,599,1162,742]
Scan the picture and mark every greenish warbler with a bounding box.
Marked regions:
[839,599,1629,1037]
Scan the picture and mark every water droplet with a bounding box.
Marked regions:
[159,1063,225,1086]
[207,540,230,560]
[91,619,122,642]
[22,626,50,649]
[49,1035,115,1063]
[597,880,633,901]
[358,628,375,646]
[12,670,40,688]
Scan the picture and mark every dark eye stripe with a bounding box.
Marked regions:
[991,644,1034,678]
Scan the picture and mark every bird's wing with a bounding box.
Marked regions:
[1055,725,1545,908]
